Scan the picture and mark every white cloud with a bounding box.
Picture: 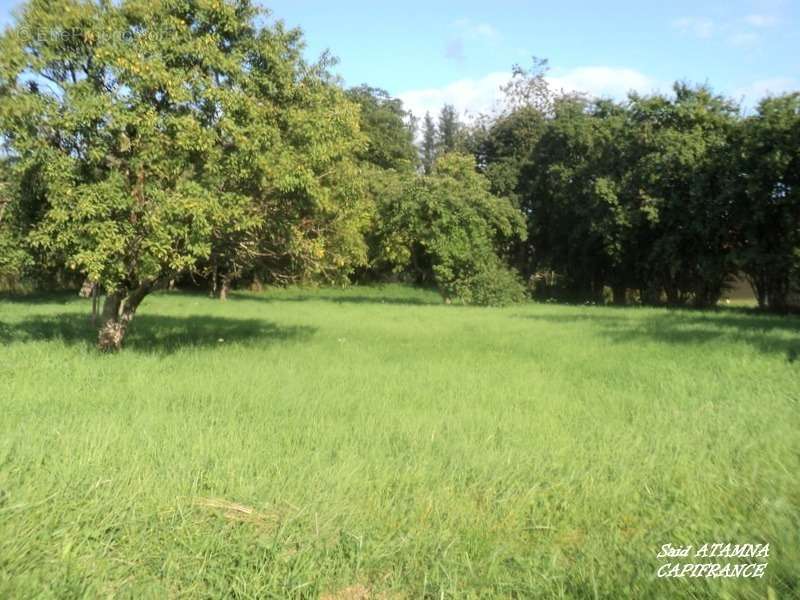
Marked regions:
[673,17,715,39]
[443,18,500,63]
[742,14,779,27]
[673,13,782,48]
[724,13,782,47]
[399,71,510,119]
[548,67,662,99]
[451,18,499,41]
[399,70,799,119]
[733,77,798,104]
[729,32,760,46]
[398,67,664,119]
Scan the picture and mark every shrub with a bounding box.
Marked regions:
[438,259,526,306]
[370,154,528,305]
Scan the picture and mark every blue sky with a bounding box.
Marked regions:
[1,0,798,117]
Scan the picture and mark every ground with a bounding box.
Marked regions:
[0,285,798,598]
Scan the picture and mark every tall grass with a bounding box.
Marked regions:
[1,285,798,598]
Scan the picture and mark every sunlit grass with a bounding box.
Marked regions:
[1,285,798,598]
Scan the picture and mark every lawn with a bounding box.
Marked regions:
[0,285,798,599]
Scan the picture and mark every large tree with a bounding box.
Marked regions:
[626,84,739,307]
[732,93,800,311]
[477,106,549,276]
[478,80,743,306]
[0,0,368,348]
[436,104,460,154]
[421,111,436,174]
[346,85,417,172]
[519,96,635,302]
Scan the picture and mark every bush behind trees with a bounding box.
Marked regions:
[369,153,527,306]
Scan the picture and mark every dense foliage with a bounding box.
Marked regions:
[732,94,800,311]
[370,153,527,305]
[0,0,371,348]
[478,66,799,310]
[0,162,31,287]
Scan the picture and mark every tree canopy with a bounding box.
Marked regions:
[0,0,370,348]
[477,66,799,310]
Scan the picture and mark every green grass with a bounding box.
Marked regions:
[1,285,798,599]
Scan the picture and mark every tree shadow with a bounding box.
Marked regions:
[0,313,315,354]
[229,288,443,307]
[518,309,800,361]
[0,291,78,305]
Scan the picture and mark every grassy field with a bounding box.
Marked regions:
[0,285,798,599]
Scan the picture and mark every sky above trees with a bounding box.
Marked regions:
[0,0,797,117]
[266,0,796,117]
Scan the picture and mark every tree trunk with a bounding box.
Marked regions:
[78,278,94,298]
[97,293,124,352]
[591,272,606,304]
[219,275,231,301]
[747,270,789,312]
[97,282,152,352]
[766,282,789,313]
[210,267,218,298]
[665,281,680,307]
[747,272,768,309]
[91,283,99,326]
[612,285,626,306]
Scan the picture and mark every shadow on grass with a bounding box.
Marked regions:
[229,289,443,307]
[0,291,78,305]
[519,309,800,361]
[0,313,315,354]
[3,287,444,307]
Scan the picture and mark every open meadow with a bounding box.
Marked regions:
[1,285,798,598]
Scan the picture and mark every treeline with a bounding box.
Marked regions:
[351,64,800,312]
[470,67,800,312]
[0,1,797,348]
